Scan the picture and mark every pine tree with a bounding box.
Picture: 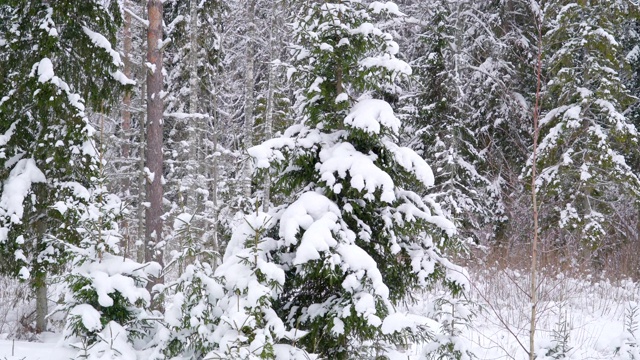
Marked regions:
[247,1,467,358]
[0,0,132,332]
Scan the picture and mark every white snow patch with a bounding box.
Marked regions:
[319,142,396,202]
[69,304,102,332]
[0,158,46,227]
[37,58,55,83]
[344,98,401,134]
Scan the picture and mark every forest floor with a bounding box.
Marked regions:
[1,269,638,359]
[0,333,73,360]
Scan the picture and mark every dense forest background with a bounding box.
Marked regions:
[1,0,640,359]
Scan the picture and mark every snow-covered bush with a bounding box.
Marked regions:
[149,212,310,360]
[158,261,222,359]
[422,295,475,360]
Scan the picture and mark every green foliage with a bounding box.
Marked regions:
[528,0,640,257]
[61,183,154,349]
[244,1,469,359]
[0,0,127,287]
[544,308,572,359]
[66,277,139,343]
[290,0,408,127]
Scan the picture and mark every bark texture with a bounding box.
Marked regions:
[145,0,164,298]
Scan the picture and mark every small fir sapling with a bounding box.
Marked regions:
[59,182,160,356]
[615,302,640,360]
[422,295,475,360]
[206,212,311,360]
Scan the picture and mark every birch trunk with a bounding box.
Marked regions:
[529,17,543,360]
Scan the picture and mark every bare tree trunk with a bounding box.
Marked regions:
[34,273,47,333]
[34,215,48,333]
[137,79,147,265]
[121,0,133,259]
[122,4,132,161]
[211,122,220,269]
[529,16,543,360]
[187,0,201,214]
[263,9,275,212]
[209,72,220,269]
[242,0,257,199]
[145,0,164,302]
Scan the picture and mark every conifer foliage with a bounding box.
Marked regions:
[402,0,506,244]
[246,1,467,357]
[0,0,132,332]
[530,0,640,253]
[60,177,160,358]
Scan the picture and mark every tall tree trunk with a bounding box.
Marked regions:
[211,121,220,269]
[188,0,202,215]
[242,0,257,199]
[209,62,221,270]
[529,16,543,360]
[35,275,47,333]
[121,0,133,259]
[263,9,275,212]
[145,0,164,302]
[34,214,48,333]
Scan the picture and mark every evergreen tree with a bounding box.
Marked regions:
[247,1,468,358]
[61,183,160,358]
[157,260,221,359]
[0,0,132,332]
[206,213,309,360]
[529,0,640,260]
[400,0,506,245]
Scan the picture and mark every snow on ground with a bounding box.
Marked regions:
[0,269,639,359]
[0,333,74,360]
[405,268,640,360]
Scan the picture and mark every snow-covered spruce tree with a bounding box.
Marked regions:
[248,1,467,358]
[152,259,221,359]
[421,294,475,360]
[162,0,225,272]
[527,0,640,262]
[400,0,503,245]
[149,213,309,360]
[206,213,311,360]
[0,0,132,332]
[149,213,222,359]
[61,182,160,359]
